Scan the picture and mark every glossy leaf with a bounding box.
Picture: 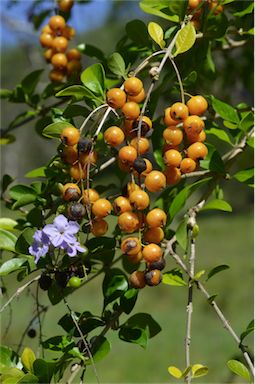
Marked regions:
[174,23,196,57]
[42,121,74,139]
[1,174,14,193]
[25,167,46,178]
[33,359,56,383]
[1,367,24,382]
[193,270,205,281]
[0,89,12,99]
[233,168,254,183]
[55,85,88,100]
[21,348,36,373]
[42,336,73,352]
[140,1,179,22]
[163,269,187,286]
[240,320,254,342]
[211,96,240,123]
[227,360,251,382]
[201,199,232,212]
[168,0,188,20]
[168,366,182,378]
[192,364,209,378]
[0,229,17,252]
[0,346,19,372]
[0,258,28,276]
[119,327,149,349]
[148,22,165,48]
[0,218,17,231]
[21,70,44,96]
[206,264,230,281]
[58,312,104,336]
[103,268,128,304]
[126,19,150,46]
[77,43,105,61]
[205,12,228,39]
[15,228,34,255]
[234,3,254,17]
[107,52,126,78]
[0,134,16,145]
[87,336,111,364]
[80,63,105,97]
[206,127,233,145]
[239,112,254,132]
[175,218,188,251]
[18,373,39,383]
[209,150,225,174]
[120,288,138,314]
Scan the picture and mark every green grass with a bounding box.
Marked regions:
[1,213,253,383]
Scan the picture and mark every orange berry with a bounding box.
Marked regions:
[124,77,143,96]
[130,137,150,154]
[127,182,141,197]
[127,252,143,264]
[187,95,208,116]
[188,0,201,9]
[66,60,82,76]
[106,88,126,109]
[91,219,108,236]
[163,143,180,153]
[133,158,153,177]
[79,151,97,166]
[129,270,146,289]
[164,107,179,126]
[104,126,125,147]
[44,48,54,63]
[183,115,205,136]
[118,145,137,165]
[114,196,132,215]
[92,198,112,218]
[145,269,162,286]
[180,158,197,173]
[145,171,166,193]
[129,190,150,210]
[61,127,80,146]
[62,25,75,39]
[49,15,66,31]
[146,208,167,228]
[66,48,81,61]
[58,0,74,12]
[41,24,54,35]
[187,130,206,144]
[191,19,201,30]
[40,33,54,48]
[164,167,181,185]
[118,212,139,233]
[69,164,86,180]
[83,188,99,204]
[51,53,68,68]
[118,159,132,173]
[128,88,146,103]
[209,1,224,14]
[187,142,208,160]
[170,102,189,121]
[62,183,81,201]
[61,145,78,164]
[121,237,141,255]
[130,116,152,137]
[142,243,163,263]
[164,149,182,167]
[163,127,183,146]
[122,102,140,120]
[52,36,68,52]
[49,69,65,83]
[144,227,164,244]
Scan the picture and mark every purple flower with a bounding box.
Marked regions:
[43,215,80,248]
[29,230,50,264]
[65,241,86,257]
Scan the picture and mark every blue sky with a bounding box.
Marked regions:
[0,0,118,46]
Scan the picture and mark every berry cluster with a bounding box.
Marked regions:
[189,0,224,30]
[39,1,81,83]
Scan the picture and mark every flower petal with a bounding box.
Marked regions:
[53,214,69,232]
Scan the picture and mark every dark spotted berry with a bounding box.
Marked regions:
[131,120,150,136]
[148,258,166,271]
[27,328,36,338]
[67,202,86,220]
[144,269,162,286]
[77,137,93,153]
[133,157,147,174]
[39,274,52,290]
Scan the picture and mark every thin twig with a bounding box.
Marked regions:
[133,50,166,76]
[185,234,194,384]
[36,282,44,357]
[67,364,81,384]
[79,104,108,135]
[169,58,185,104]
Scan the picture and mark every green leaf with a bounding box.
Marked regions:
[0,229,17,252]
[207,294,217,304]
[173,23,196,57]
[15,228,35,255]
[247,137,254,148]
[233,168,254,183]
[48,281,69,306]
[211,96,240,123]
[201,199,232,212]
[13,195,37,209]
[163,269,187,286]
[17,373,39,383]
[192,364,209,378]
[87,336,111,364]
[227,360,251,382]
[0,258,28,276]
[55,85,88,100]
[239,112,254,132]
[0,134,16,145]
[206,264,230,281]
[209,150,225,174]
[42,121,74,139]
[240,320,254,342]
[58,311,104,336]
[154,149,164,170]
[175,218,188,250]
[193,270,205,281]
[9,185,37,201]
[0,218,17,231]
[103,268,128,304]
[21,70,44,96]
[181,366,192,378]
[107,52,126,78]
[206,128,233,145]
[21,348,36,373]
[169,178,212,221]
[0,346,19,372]
[1,367,24,382]
[1,174,14,193]
[182,71,197,87]
[140,1,179,22]
[0,89,13,99]
[120,288,138,314]
[63,104,90,119]
[168,0,188,20]
[126,19,150,47]
[42,336,73,352]
[77,43,105,61]
[205,12,228,39]
[81,63,105,97]
[168,366,182,378]
[33,359,56,384]
[148,22,165,49]
[25,167,46,178]
[234,3,254,17]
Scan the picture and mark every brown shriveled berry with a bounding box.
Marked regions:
[51,53,68,68]
[163,127,183,146]
[180,158,197,174]
[69,164,86,180]
[170,102,189,121]
[118,212,139,233]
[121,237,141,255]
[183,115,205,136]
[52,36,68,52]
[83,188,100,204]
[128,88,145,103]
[144,227,164,244]
[124,77,143,96]
[129,190,150,211]
[61,146,78,164]
[144,269,162,286]
[92,199,112,218]
[164,149,182,167]
[130,137,150,154]
[164,107,179,126]
[106,88,126,109]
[104,126,125,147]
[187,142,208,160]
[49,15,66,31]
[148,258,166,271]
[121,102,140,120]
[118,145,137,165]
[142,243,163,263]
[146,208,167,228]
[77,137,92,153]
[62,183,81,201]
[145,171,166,192]
[61,127,80,146]
[114,196,132,215]
[91,219,108,236]
[164,167,181,185]
[187,95,208,116]
[49,69,65,83]
[129,270,146,289]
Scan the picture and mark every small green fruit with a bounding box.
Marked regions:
[68,276,81,288]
